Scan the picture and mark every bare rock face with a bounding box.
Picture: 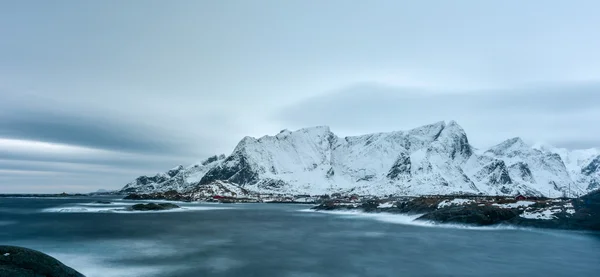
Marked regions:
[0,245,84,277]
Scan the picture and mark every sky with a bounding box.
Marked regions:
[1,0,599,193]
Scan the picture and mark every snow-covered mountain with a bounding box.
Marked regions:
[119,121,600,197]
[120,155,226,193]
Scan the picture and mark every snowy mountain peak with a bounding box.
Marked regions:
[408,121,445,135]
[505,137,527,147]
[255,126,332,142]
[428,120,472,162]
[532,142,556,152]
[446,120,459,127]
[486,137,529,156]
[120,121,598,197]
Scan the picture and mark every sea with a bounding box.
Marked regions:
[1,196,599,277]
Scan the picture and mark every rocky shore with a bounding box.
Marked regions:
[312,190,600,231]
[0,245,84,277]
[123,190,193,202]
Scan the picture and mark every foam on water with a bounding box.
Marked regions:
[50,253,178,277]
[41,239,193,277]
[0,220,16,226]
[78,202,132,206]
[42,204,233,213]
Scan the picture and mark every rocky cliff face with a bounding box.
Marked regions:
[581,156,600,190]
[119,121,599,197]
[120,155,226,193]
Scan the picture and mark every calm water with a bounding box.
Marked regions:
[1,197,599,277]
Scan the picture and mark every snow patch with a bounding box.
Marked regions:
[521,209,558,220]
[377,202,395,208]
[438,199,474,208]
[493,201,535,209]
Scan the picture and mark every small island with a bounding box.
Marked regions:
[128,203,180,211]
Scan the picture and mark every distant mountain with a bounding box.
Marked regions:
[120,154,227,193]
[119,121,599,197]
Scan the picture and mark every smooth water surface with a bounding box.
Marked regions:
[1,197,599,277]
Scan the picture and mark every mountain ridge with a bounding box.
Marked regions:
[119,121,600,197]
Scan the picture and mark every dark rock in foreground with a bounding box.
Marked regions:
[417,205,520,225]
[312,190,600,231]
[129,203,180,211]
[0,245,84,277]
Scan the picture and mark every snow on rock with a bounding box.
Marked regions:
[378,202,395,208]
[187,180,253,199]
[521,209,560,220]
[119,121,600,197]
[492,201,535,209]
[120,155,227,194]
[437,199,475,208]
[484,137,581,197]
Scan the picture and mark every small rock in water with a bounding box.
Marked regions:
[92,201,112,204]
[129,202,180,211]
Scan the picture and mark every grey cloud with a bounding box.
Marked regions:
[0,109,184,155]
[275,82,600,149]
[0,154,182,174]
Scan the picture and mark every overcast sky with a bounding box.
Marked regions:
[1,0,599,193]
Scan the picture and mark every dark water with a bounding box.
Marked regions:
[1,197,599,277]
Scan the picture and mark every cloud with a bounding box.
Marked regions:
[275,82,600,149]
[0,109,186,155]
[1,1,600,192]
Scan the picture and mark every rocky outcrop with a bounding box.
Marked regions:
[0,245,84,277]
[92,201,112,204]
[508,162,535,183]
[581,156,600,190]
[582,156,600,176]
[387,152,411,180]
[199,154,259,186]
[417,205,520,225]
[129,203,180,211]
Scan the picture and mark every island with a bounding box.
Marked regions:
[128,203,180,211]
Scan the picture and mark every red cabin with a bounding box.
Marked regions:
[213,195,224,199]
[515,195,526,201]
